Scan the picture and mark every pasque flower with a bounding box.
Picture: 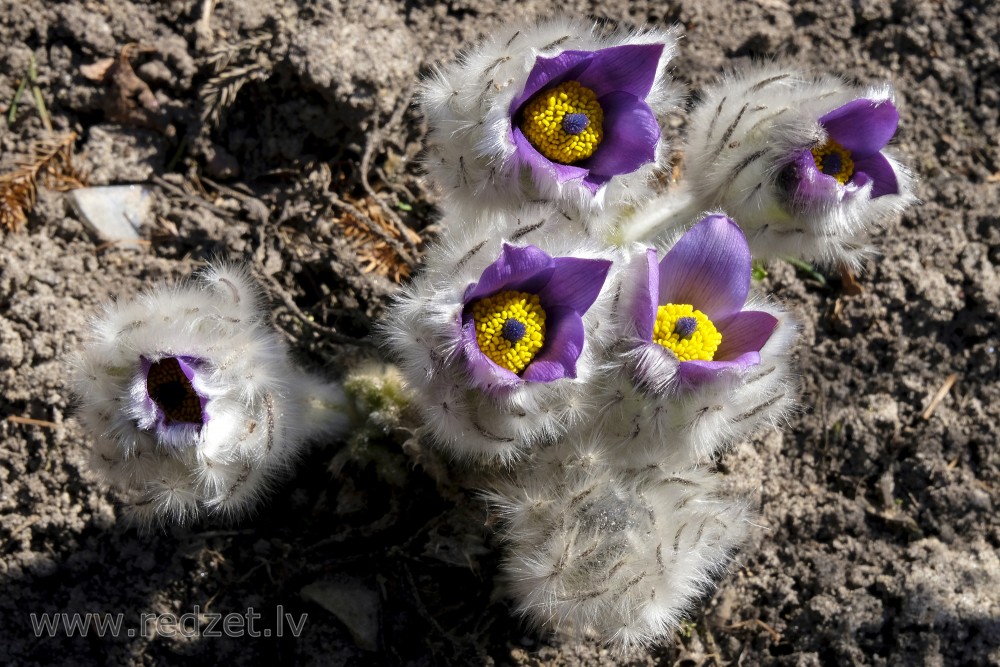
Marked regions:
[625,65,915,268]
[788,97,900,201]
[511,44,664,193]
[136,354,209,446]
[381,204,620,462]
[418,17,681,224]
[72,264,348,525]
[628,215,778,390]
[461,243,612,391]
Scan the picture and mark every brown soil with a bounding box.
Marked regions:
[1,1,997,665]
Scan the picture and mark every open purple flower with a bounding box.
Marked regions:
[460,244,611,392]
[629,215,778,389]
[789,98,900,202]
[136,355,209,445]
[510,44,664,193]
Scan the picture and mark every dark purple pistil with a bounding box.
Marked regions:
[561,113,590,136]
[501,318,527,343]
[674,317,698,338]
[821,152,843,176]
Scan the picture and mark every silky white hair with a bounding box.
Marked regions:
[384,200,799,647]
[420,16,684,237]
[381,203,622,464]
[71,263,349,526]
[626,63,917,268]
[487,435,752,650]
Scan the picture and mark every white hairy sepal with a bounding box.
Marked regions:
[71,263,349,526]
[598,299,797,466]
[434,191,626,245]
[381,206,620,463]
[650,63,915,268]
[420,16,682,228]
[488,436,751,649]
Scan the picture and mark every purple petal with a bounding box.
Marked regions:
[629,248,659,340]
[819,99,899,158]
[512,127,591,184]
[580,172,609,193]
[788,149,841,202]
[850,170,871,191]
[510,51,595,112]
[174,357,197,383]
[459,316,522,390]
[658,215,751,320]
[853,152,899,198]
[582,92,660,178]
[521,306,583,382]
[175,356,210,419]
[576,43,664,98]
[464,243,555,303]
[538,256,612,313]
[715,310,778,360]
[677,353,761,387]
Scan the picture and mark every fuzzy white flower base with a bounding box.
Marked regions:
[72,264,349,526]
[488,436,751,649]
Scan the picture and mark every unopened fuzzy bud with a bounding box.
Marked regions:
[71,264,349,525]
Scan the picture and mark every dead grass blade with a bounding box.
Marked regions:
[199,33,274,128]
[921,373,959,420]
[0,132,86,232]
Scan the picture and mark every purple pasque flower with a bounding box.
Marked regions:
[629,215,778,389]
[510,43,664,193]
[460,244,611,392]
[789,98,900,202]
[137,355,209,443]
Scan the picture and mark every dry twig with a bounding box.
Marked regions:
[359,93,422,256]
[254,267,375,347]
[727,618,783,642]
[921,373,959,420]
[5,415,60,429]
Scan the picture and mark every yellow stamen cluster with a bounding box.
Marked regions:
[471,290,546,374]
[652,304,722,362]
[812,138,855,185]
[520,81,604,164]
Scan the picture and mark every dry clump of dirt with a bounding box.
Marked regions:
[1,1,998,666]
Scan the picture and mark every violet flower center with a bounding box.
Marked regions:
[821,152,842,175]
[811,138,855,185]
[561,113,590,136]
[146,357,204,425]
[501,318,528,343]
[673,316,698,338]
